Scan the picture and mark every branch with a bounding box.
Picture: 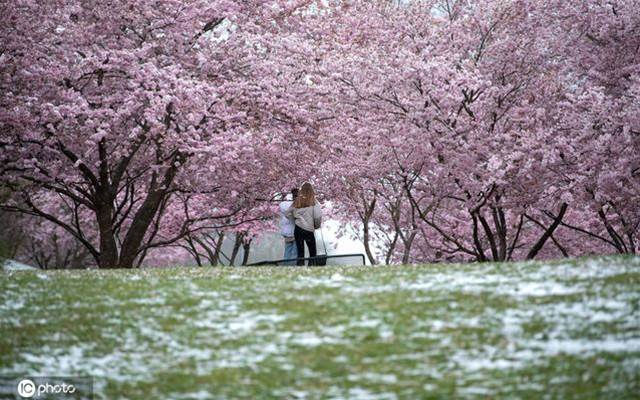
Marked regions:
[526,203,568,260]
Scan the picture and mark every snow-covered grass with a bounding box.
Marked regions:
[0,256,638,399]
[1,259,37,271]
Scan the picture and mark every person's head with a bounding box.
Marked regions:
[294,182,316,208]
[291,188,299,200]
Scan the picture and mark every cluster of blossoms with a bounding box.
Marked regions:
[1,0,637,267]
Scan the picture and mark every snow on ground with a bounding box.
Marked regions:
[0,256,638,398]
[1,259,37,271]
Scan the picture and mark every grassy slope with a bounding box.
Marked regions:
[0,256,639,399]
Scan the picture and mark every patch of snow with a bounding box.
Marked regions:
[452,355,525,371]
[379,326,394,340]
[458,386,494,395]
[352,318,382,329]
[128,297,165,305]
[2,259,37,271]
[331,273,346,281]
[333,355,349,363]
[0,296,25,311]
[533,338,640,355]
[320,324,347,337]
[495,281,583,297]
[290,332,341,347]
[294,275,346,289]
[348,372,398,384]
[193,309,286,338]
[344,387,398,400]
[180,390,213,400]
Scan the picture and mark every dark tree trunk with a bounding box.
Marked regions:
[211,231,225,266]
[492,206,508,261]
[385,232,398,265]
[117,189,167,268]
[526,203,568,260]
[401,231,416,265]
[362,197,378,265]
[477,212,499,261]
[96,201,119,269]
[229,232,244,266]
[598,207,628,253]
[241,240,251,266]
[118,164,179,268]
[471,212,487,262]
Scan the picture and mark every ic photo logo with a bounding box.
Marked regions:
[16,378,78,398]
[17,379,36,398]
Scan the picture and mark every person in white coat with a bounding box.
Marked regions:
[285,182,322,266]
[279,188,299,265]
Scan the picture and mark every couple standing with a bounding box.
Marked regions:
[279,182,323,266]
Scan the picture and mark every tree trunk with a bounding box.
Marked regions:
[471,212,487,262]
[241,240,251,266]
[492,206,507,261]
[598,207,628,253]
[118,161,179,268]
[384,232,398,265]
[362,197,378,265]
[230,233,244,266]
[362,223,378,265]
[186,237,203,267]
[117,187,169,268]
[477,212,499,261]
[526,203,568,260]
[401,231,416,264]
[211,231,225,266]
[96,202,119,269]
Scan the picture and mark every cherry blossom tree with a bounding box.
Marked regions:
[0,0,314,268]
[267,0,638,263]
[1,0,636,267]
[548,0,640,254]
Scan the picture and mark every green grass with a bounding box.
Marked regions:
[1,256,639,399]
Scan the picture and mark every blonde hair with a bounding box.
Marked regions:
[293,182,316,208]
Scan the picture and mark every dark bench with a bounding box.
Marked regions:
[247,253,366,266]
